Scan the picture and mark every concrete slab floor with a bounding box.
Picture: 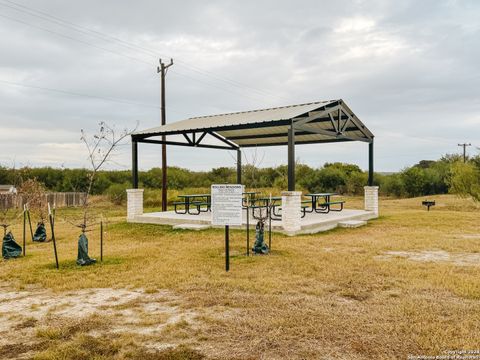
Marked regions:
[129,208,377,235]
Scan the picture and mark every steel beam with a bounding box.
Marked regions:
[208,131,239,149]
[195,132,207,145]
[132,140,138,188]
[288,123,295,191]
[294,124,371,142]
[293,105,343,127]
[240,138,354,148]
[138,138,236,150]
[237,148,242,184]
[368,140,374,186]
[340,109,372,139]
[228,126,360,141]
[182,133,193,144]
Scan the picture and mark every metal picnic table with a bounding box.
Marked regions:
[303,193,345,214]
[251,196,282,220]
[174,191,261,215]
[242,191,260,208]
[174,194,211,215]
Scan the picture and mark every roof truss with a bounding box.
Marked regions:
[133,100,373,149]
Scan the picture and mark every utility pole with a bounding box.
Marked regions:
[458,143,471,163]
[157,58,173,212]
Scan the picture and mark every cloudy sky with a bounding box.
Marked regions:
[0,0,479,172]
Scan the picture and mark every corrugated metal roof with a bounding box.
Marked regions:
[133,99,373,147]
[134,100,336,136]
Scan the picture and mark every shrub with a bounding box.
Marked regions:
[380,174,404,197]
[448,162,480,202]
[345,171,368,195]
[105,183,129,205]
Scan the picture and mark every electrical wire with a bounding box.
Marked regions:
[0,11,286,105]
[0,0,290,102]
[0,79,162,109]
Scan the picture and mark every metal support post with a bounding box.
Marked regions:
[368,140,374,186]
[288,123,295,191]
[236,148,242,184]
[225,225,230,272]
[132,140,138,189]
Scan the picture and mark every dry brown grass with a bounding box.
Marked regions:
[1,194,479,359]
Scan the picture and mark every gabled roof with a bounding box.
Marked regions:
[133,99,373,148]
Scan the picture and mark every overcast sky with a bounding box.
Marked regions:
[0,0,479,172]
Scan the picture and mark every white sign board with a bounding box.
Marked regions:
[211,184,243,226]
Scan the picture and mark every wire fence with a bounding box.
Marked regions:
[0,192,86,210]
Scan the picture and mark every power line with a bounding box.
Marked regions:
[0,11,283,104]
[0,79,162,109]
[0,0,290,102]
[0,13,152,65]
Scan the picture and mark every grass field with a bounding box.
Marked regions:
[1,194,480,359]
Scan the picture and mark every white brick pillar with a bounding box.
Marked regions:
[281,191,302,235]
[127,189,144,221]
[364,186,379,216]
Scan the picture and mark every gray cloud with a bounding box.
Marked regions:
[0,0,479,172]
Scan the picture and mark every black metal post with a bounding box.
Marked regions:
[236,148,242,184]
[100,221,103,262]
[23,209,26,256]
[268,209,272,250]
[246,206,249,256]
[49,214,59,269]
[288,123,295,191]
[26,209,33,241]
[368,140,374,186]
[132,140,138,189]
[225,225,230,272]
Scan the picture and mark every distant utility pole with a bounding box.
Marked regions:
[458,143,471,163]
[157,58,174,212]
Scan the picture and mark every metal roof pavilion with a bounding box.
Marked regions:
[131,99,375,191]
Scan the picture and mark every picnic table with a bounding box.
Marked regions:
[250,196,282,221]
[174,194,211,215]
[242,191,260,208]
[174,191,262,215]
[303,193,345,215]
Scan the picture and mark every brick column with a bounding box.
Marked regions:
[364,186,379,216]
[127,189,144,221]
[281,191,302,235]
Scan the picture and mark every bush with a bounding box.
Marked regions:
[105,183,129,205]
[345,172,368,195]
[448,162,480,201]
[380,174,404,197]
[401,167,427,197]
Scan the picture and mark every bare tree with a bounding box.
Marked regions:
[228,147,265,189]
[78,121,137,232]
[18,178,47,223]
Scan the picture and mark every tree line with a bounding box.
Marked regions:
[1,152,479,201]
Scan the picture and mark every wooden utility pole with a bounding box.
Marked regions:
[157,58,173,211]
[458,143,471,163]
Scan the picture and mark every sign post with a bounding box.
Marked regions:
[211,184,243,272]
